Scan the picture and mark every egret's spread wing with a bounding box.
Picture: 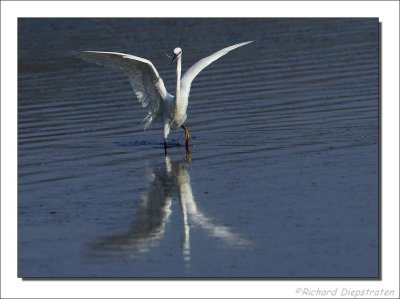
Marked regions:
[75,51,169,129]
[180,41,253,99]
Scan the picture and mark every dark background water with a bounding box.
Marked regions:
[18,18,379,278]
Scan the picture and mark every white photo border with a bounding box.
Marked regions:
[1,1,399,298]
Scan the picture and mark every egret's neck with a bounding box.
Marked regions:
[175,57,182,102]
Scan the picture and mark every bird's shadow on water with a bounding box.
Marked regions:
[86,154,250,271]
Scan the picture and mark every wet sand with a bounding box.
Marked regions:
[18,18,379,277]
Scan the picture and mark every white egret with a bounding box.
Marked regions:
[75,41,253,153]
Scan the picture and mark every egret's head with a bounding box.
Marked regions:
[172,47,182,62]
[174,47,182,55]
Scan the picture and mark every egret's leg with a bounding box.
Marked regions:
[185,150,191,162]
[181,125,190,147]
[163,123,171,155]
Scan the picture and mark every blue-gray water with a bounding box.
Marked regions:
[18,18,379,278]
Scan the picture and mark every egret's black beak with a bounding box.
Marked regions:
[171,53,177,63]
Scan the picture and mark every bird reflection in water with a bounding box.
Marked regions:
[88,154,249,268]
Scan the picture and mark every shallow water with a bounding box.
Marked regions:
[18,18,379,278]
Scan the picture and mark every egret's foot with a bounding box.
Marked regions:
[185,150,191,163]
[181,125,191,148]
[185,143,191,162]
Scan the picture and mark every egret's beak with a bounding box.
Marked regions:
[171,53,177,63]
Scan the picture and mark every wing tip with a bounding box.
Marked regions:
[231,41,253,50]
